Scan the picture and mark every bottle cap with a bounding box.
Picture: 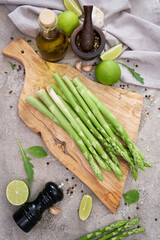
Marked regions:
[39,9,57,28]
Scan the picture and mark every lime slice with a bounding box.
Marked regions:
[63,0,82,17]
[6,180,30,206]
[79,194,92,221]
[100,44,123,61]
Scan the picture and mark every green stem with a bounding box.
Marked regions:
[76,220,128,240]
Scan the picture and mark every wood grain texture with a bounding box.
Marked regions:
[2,38,143,213]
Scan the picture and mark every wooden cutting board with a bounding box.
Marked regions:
[2,38,143,213]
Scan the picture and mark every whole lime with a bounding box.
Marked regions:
[58,11,79,37]
[95,60,121,85]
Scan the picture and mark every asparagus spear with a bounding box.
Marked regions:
[47,86,111,172]
[52,74,123,180]
[76,220,127,240]
[98,218,140,240]
[73,77,146,170]
[109,227,145,240]
[36,89,103,181]
[51,82,121,168]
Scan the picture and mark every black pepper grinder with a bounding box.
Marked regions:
[13,182,63,233]
[81,5,94,52]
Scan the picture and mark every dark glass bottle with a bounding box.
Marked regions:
[36,9,68,62]
[13,182,63,233]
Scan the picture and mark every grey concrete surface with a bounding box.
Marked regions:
[0,5,160,240]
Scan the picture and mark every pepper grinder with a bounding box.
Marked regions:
[13,182,63,233]
[81,5,94,52]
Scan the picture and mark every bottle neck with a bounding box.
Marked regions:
[38,15,58,38]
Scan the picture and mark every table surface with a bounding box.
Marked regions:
[0,5,160,240]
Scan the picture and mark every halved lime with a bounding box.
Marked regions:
[79,194,92,221]
[100,44,123,61]
[6,180,30,206]
[63,0,82,17]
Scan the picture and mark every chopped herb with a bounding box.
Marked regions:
[124,190,140,204]
[8,61,15,70]
[117,62,144,84]
[4,72,8,74]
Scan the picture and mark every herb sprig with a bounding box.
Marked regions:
[117,62,144,84]
[17,139,34,182]
[17,139,47,182]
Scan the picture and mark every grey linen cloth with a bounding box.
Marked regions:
[1,0,160,89]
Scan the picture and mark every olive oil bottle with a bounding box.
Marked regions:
[36,9,68,62]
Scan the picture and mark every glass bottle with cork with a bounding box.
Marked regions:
[36,9,68,62]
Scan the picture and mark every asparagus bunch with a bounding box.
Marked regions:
[76,218,145,240]
[25,73,151,181]
[73,77,152,170]
[26,91,103,181]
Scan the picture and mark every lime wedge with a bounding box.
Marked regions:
[100,44,123,61]
[63,0,82,17]
[6,180,30,206]
[79,194,92,221]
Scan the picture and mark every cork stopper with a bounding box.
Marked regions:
[39,9,57,28]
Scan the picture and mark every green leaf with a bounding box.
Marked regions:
[117,62,144,84]
[124,190,139,204]
[26,146,47,158]
[8,61,15,70]
[17,139,34,182]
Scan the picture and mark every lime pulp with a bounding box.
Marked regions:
[79,194,92,221]
[6,180,30,206]
[100,44,123,61]
[63,0,82,17]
